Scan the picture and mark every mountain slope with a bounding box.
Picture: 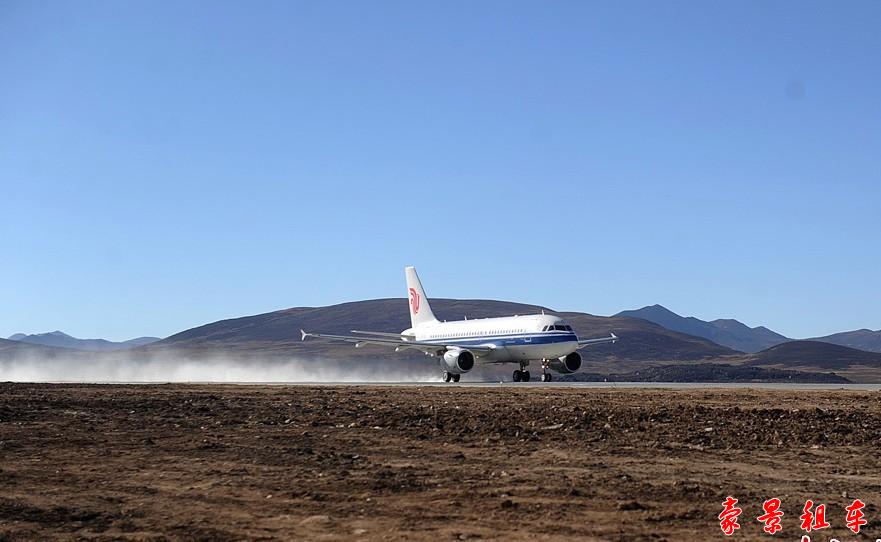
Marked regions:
[615,305,789,353]
[8,331,160,351]
[747,341,881,370]
[808,329,881,354]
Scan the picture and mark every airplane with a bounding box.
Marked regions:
[300,266,617,383]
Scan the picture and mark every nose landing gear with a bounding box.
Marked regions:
[540,359,552,382]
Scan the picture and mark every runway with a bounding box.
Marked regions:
[44,380,881,390]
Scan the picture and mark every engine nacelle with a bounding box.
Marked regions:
[549,352,582,374]
[441,349,475,374]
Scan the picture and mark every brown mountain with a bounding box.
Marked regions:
[154,298,737,372]
[747,340,881,371]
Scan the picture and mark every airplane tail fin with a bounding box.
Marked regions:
[405,266,438,328]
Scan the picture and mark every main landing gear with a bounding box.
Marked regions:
[512,369,531,382]
[512,361,553,382]
[442,371,461,383]
[512,361,531,382]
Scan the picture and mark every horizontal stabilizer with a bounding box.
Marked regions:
[576,333,619,349]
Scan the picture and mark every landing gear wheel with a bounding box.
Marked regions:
[452,374,461,383]
[522,371,531,382]
[541,373,552,382]
[443,371,452,383]
[512,370,522,382]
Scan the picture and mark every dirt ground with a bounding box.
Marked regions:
[2,384,881,541]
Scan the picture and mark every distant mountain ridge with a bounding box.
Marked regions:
[614,304,881,354]
[0,336,87,362]
[808,329,881,354]
[7,331,160,351]
[615,305,789,353]
[3,300,881,382]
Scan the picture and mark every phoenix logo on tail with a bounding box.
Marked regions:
[409,287,420,314]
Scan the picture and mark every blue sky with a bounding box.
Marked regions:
[1,1,879,341]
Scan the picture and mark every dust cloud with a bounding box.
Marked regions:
[0,351,440,383]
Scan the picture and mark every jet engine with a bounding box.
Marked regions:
[549,352,582,374]
[441,349,475,374]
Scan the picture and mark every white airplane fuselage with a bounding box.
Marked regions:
[402,313,578,363]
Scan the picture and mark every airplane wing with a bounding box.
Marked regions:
[300,330,496,356]
[575,333,618,349]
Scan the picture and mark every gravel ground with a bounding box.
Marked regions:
[2,383,880,541]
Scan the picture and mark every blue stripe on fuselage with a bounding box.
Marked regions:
[418,332,577,347]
